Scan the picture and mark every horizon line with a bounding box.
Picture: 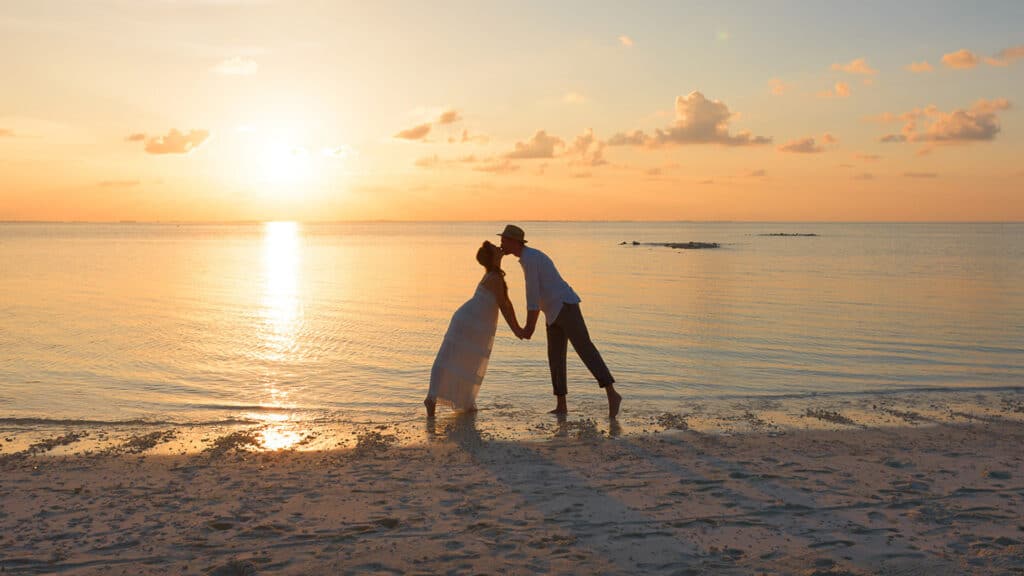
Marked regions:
[2,219,1023,225]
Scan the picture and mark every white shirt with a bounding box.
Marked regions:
[518,246,580,325]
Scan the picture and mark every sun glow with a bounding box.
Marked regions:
[262,141,313,185]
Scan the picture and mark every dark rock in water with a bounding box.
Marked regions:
[663,242,720,249]
[757,233,818,237]
[622,241,720,249]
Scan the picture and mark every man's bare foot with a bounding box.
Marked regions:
[550,395,568,414]
[607,389,622,419]
[424,397,436,418]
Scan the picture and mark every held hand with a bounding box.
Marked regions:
[522,324,536,340]
[512,325,525,340]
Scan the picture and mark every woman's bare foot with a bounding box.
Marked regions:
[606,387,622,419]
[424,396,436,418]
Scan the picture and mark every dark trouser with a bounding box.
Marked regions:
[546,303,614,396]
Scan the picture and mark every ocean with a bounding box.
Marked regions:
[1,221,1022,437]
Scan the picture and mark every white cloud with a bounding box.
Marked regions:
[608,92,771,147]
[322,145,355,159]
[567,128,607,167]
[879,99,1012,144]
[212,57,259,76]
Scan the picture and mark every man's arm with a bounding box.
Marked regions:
[523,310,540,340]
[521,251,541,339]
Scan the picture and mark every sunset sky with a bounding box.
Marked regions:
[2,1,1022,222]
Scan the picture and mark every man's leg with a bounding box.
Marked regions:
[555,303,621,418]
[546,316,569,413]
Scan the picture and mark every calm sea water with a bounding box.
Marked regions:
[1,222,1022,426]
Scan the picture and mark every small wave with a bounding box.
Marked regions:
[664,384,1024,404]
[0,416,259,427]
[187,403,304,413]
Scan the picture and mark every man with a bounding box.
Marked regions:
[498,224,622,419]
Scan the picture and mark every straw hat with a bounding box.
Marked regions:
[497,224,527,243]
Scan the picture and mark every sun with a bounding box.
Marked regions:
[262,140,313,185]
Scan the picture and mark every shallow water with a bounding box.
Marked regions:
[1,221,1022,431]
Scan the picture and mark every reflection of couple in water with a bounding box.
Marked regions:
[425,225,622,420]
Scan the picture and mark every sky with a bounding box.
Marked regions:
[1,0,1022,222]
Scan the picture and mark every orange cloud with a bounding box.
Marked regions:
[137,129,211,155]
[437,110,461,125]
[98,180,140,188]
[942,49,978,69]
[904,172,938,178]
[505,130,564,159]
[831,58,877,75]
[474,159,519,174]
[855,153,881,161]
[0,128,14,137]
[618,35,633,47]
[778,137,824,154]
[879,99,1012,144]
[213,57,258,76]
[608,92,771,147]
[567,128,607,167]
[818,81,851,98]
[448,129,489,144]
[415,155,440,168]
[768,78,788,96]
[563,91,587,104]
[394,123,432,141]
[905,61,934,73]
[985,44,1024,66]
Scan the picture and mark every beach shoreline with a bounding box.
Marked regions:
[2,390,1023,575]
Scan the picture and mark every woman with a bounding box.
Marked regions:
[425,241,522,417]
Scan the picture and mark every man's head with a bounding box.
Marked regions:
[497,224,526,256]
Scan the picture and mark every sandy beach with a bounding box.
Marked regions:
[2,392,1023,575]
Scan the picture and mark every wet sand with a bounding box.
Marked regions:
[2,391,1023,575]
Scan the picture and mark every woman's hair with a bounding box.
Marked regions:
[476,241,505,276]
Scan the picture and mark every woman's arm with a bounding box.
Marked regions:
[484,274,523,338]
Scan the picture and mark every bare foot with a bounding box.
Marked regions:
[608,390,622,419]
[424,397,436,418]
[550,395,568,415]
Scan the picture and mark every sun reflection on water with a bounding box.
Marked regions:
[246,411,306,451]
[261,221,302,361]
[257,221,304,425]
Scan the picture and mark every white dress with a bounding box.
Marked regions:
[428,272,500,410]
